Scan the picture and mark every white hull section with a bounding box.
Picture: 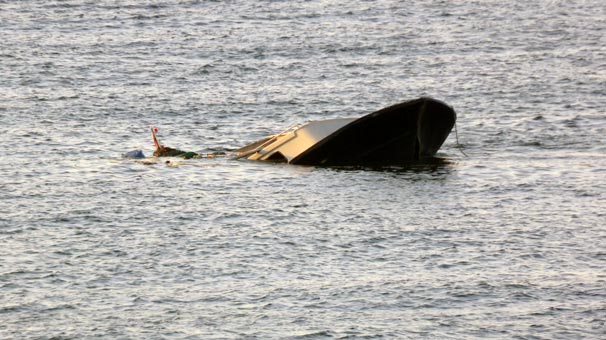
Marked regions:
[236,118,356,162]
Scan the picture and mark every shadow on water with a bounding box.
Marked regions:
[317,157,456,175]
[120,150,456,181]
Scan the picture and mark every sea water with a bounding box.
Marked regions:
[1,1,605,339]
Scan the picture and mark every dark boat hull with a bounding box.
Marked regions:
[290,97,456,166]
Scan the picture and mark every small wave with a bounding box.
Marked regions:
[287,330,335,339]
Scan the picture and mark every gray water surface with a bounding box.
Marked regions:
[1,1,605,339]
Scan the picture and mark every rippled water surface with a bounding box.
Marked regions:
[1,1,605,339]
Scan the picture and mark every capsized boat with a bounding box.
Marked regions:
[235,97,456,166]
